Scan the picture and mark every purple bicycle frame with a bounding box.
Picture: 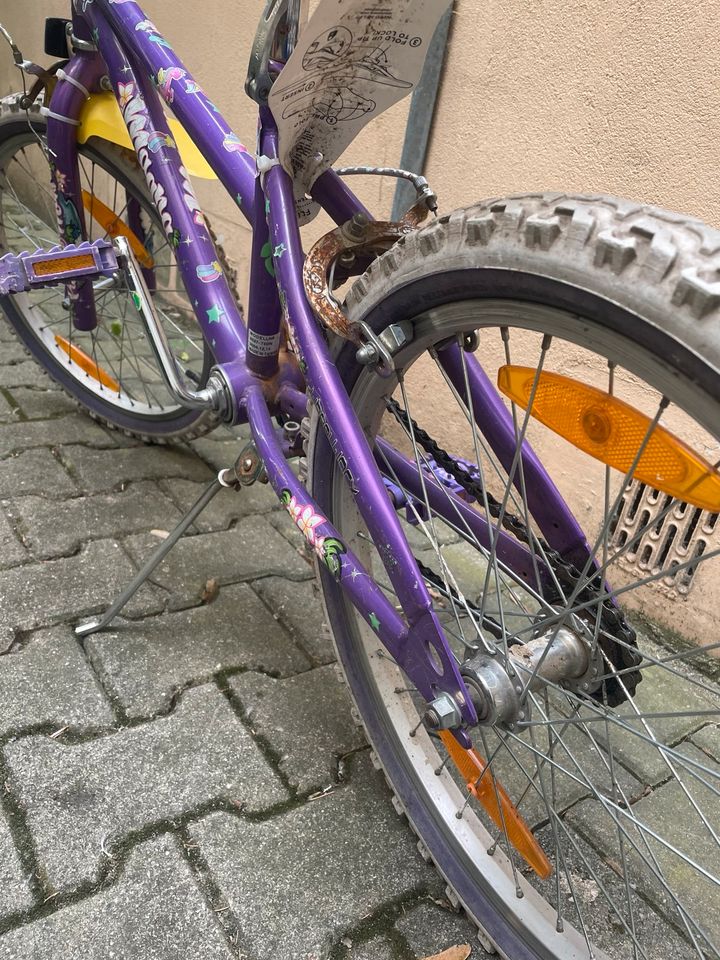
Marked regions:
[44,0,595,728]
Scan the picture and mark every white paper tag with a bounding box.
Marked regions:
[269,0,447,195]
[247,329,282,358]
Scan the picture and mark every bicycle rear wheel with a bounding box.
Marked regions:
[309,195,720,959]
[0,96,222,440]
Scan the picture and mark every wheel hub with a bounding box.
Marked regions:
[461,627,593,727]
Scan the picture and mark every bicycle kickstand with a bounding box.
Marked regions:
[75,444,265,638]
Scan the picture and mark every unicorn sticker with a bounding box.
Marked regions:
[156,67,186,103]
[222,133,248,154]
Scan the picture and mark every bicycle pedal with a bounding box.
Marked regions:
[0,239,118,294]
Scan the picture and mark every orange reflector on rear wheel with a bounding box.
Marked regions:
[439,730,552,878]
[81,191,154,270]
[55,335,120,392]
[497,366,720,512]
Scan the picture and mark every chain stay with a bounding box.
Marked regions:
[385,398,642,705]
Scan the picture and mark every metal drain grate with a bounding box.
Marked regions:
[610,481,719,596]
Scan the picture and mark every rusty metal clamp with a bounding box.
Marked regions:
[302,200,431,343]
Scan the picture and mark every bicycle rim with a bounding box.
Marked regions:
[0,123,211,428]
[312,294,720,960]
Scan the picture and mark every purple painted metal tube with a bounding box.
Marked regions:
[84,9,246,366]
[260,124,477,728]
[438,342,591,560]
[245,161,283,378]
[246,384,472,729]
[46,51,106,331]
[262,127,431,624]
[310,169,373,226]
[374,437,550,593]
[245,386,407,651]
[92,0,258,227]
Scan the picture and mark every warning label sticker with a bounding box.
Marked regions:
[269,0,447,196]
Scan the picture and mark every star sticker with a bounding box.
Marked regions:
[273,243,287,259]
[182,236,193,246]
[120,65,133,75]
[350,568,361,580]
[368,612,380,632]
[206,304,225,324]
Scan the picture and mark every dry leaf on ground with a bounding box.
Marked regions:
[419,946,471,960]
[200,577,220,604]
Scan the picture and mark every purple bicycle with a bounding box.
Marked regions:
[0,1,719,957]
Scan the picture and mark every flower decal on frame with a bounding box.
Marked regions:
[280,490,346,579]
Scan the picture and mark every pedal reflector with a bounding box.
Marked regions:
[32,253,95,277]
[498,366,720,511]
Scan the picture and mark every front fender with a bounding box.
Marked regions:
[77,92,216,180]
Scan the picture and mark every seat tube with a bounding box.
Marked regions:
[46,19,106,331]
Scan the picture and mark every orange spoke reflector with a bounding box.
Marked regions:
[438,730,552,879]
[54,335,120,393]
[497,366,720,512]
[32,253,95,276]
[81,191,154,270]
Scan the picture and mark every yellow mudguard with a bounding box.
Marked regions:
[77,92,216,180]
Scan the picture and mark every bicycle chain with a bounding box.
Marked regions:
[386,398,642,705]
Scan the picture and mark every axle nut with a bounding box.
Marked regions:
[422,693,462,731]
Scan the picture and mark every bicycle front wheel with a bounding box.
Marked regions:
[309,194,720,960]
[0,95,223,441]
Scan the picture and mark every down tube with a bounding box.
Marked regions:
[92,0,258,227]
[84,6,246,365]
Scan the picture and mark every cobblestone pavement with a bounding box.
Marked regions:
[0,329,485,960]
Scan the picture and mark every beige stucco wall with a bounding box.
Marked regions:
[3,1,720,277]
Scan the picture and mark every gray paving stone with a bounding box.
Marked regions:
[579,643,720,783]
[4,684,287,893]
[0,627,113,736]
[0,538,163,638]
[478,719,642,830]
[190,754,440,960]
[347,937,396,960]
[61,443,212,493]
[160,476,278,533]
[691,722,720,762]
[395,901,482,958]
[530,821,699,960]
[12,482,181,559]
[253,576,334,664]
[0,360,53,389]
[0,834,232,960]
[566,742,719,951]
[0,341,32,363]
[124,518,311,611]
[10,386,77,420]
[0,448,77,499]
[0,506,26,568]
[0,391,17,422]
[0,807,33,921]
[230,665,365,793]
[85,583,310,718]
[269,507,317,563]
[0,321,18,343]
[190,434,252,472]
[0,415,114,457]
